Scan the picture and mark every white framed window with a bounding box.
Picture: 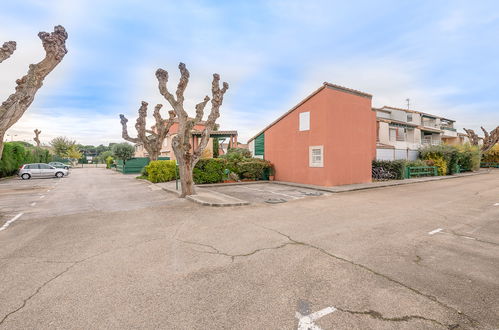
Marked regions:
[309,146,324,167]
[389,128,397,141]
[299,112,310,131]
[407,114,413,122]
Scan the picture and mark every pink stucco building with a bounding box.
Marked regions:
[248,82,376,187]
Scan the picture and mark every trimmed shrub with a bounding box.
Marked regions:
[106,156,114,169]
[145,160,176,183]
[405,159,427,167]
[455,144,481,171]
[420,144,480,173]
[419,144,458,175]
[482,144,499,163]
[372,160,406,180]
[226,147,251,158]
[193,158,227,184]
[238,159,272,180]
[425,156,447,176]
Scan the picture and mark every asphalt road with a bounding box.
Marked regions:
[0,168,498,329]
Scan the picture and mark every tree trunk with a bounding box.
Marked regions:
[149,151,159,161]
[0,131,5,158]
[178,159,195,197]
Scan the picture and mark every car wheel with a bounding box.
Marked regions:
[21,173,31,180]
[55,172,64,178]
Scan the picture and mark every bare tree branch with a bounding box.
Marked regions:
[463,128,480,146]
[0,25,68,157]
[155,63,229,197]
[464,126,499,152]
[195,96,210,122]
[481,126,499,152]
[176,62,190,105]
[193,74,229,160]
[155,69,177,109]
[119,101,176,161]
[119,114,140,144]
[33,129,41,147]
[0,41,16,63]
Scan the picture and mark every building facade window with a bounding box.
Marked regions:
[299,112,310,131]
[389,128,397,141]
[396,127,406,141]
[309,146,324,167]
[407,114,413,122]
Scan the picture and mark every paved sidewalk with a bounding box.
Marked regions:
[274,169,492,193]
[155,181,249,207]
[154,169,491,206]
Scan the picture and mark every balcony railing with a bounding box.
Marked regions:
[422,137,441,146]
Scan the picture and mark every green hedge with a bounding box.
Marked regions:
[0,142,52,177]
[482,144,499,163]
[372,160,406,180]
[419,144,480,173]
[193,158,227,184]
[145,160,176,183]
[238,160,272,180]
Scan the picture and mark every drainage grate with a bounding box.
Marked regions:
[265,198,287,204]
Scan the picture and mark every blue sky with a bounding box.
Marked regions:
[2,0,499,145]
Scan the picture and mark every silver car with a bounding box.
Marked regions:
[19,163,69,180]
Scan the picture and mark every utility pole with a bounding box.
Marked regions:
[406,98,410,110]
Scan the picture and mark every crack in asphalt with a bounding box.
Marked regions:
[0,237,164,327]
[178,239,299,262]
[446,230,499,247]
[335,307,452,328]
[250,223,479,328]
[179,229,475,328]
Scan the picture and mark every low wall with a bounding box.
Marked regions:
[376,148,419,161]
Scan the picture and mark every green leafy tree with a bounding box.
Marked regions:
[98,150,113,163]
[112,143,135,165]
[50,136,75,158]
[65,145,82,167]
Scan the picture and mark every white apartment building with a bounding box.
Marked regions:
[375,106,459,161]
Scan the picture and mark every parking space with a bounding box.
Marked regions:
[0,176,61,228]
[206,182,329,204]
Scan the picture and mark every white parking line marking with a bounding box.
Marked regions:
[295,306,336,330]
[241,186,298,199]
[47,190,50,192]
[429,228,443,235]
[30,202,36,206]
[39,195,45,199]
[494,203,499,206]
[0,213,24,232]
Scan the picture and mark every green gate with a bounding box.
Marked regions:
[116,157,170,174]
[404,166,438,179]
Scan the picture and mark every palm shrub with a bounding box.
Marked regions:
[145,160,177,183]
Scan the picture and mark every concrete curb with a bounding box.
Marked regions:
[158,183,250,207]
[272,170,491,193]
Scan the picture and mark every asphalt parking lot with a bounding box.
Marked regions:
[0,176,62,229]
[207,182,329,203]
[0,168,498,329]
